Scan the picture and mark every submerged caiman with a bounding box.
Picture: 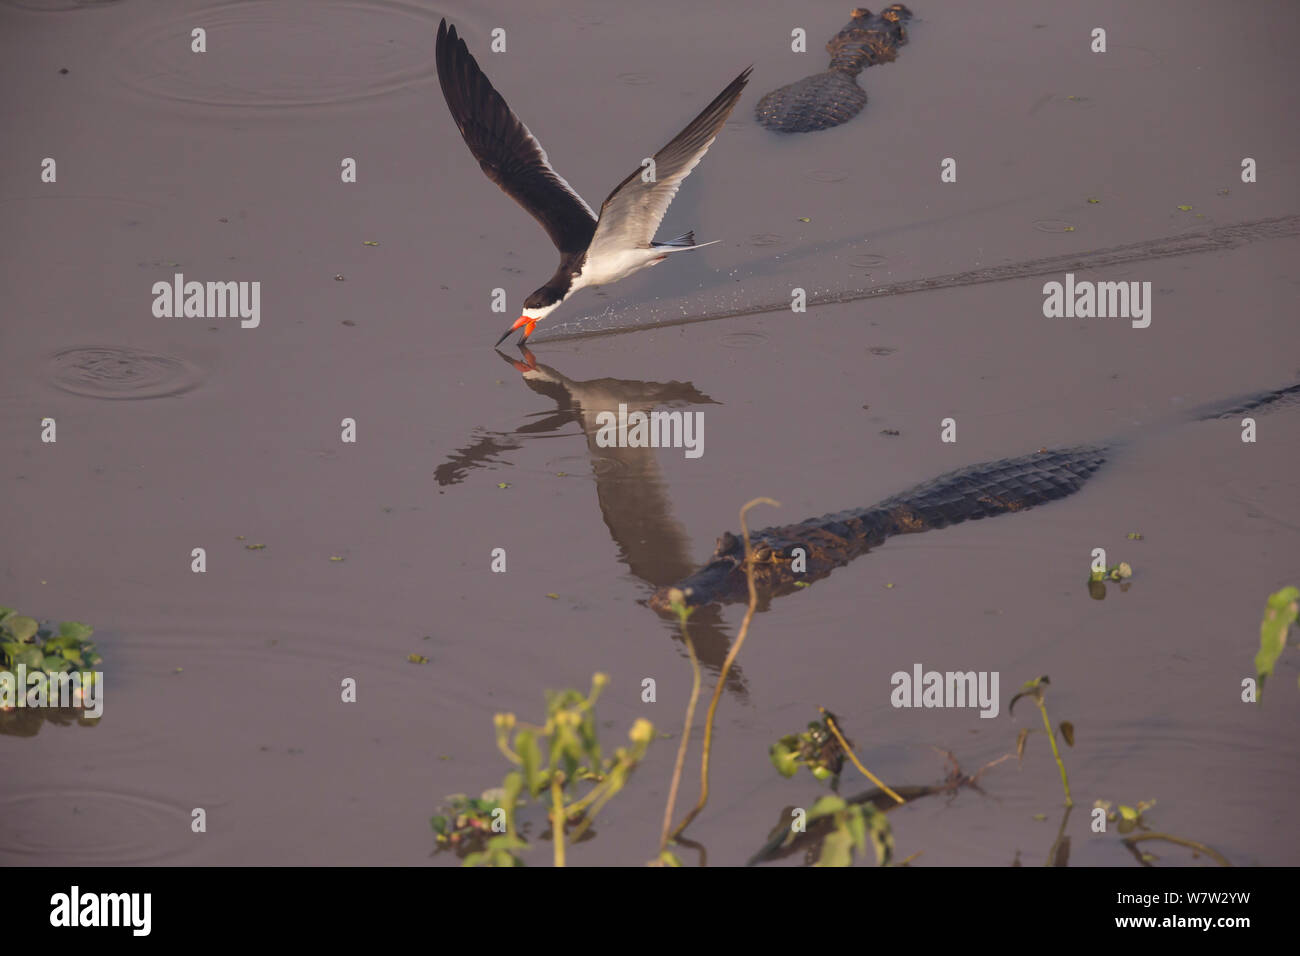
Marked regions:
[755,5,913,133]
[649,383,1299,613]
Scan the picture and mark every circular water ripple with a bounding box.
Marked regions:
[111,0,440,110]
[749,233,783,246]
[48,346,205,400]
[0,789,193,864]
[804,169,849,184]
[589,455,629,477]
[849,253,887,270]
[1032,218,1078,234]
[720,331,767,348]
[616,72,653,86]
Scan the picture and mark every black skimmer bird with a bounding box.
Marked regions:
[435,19,751,345]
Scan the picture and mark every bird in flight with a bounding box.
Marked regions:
[435,19,751,345]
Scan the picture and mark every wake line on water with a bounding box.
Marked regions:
[542,213,1300,341]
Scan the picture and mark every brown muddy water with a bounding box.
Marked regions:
[2,0,1297,867]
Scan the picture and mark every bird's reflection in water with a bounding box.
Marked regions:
[435,346,744,695]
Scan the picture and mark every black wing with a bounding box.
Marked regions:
[435,20,598,255]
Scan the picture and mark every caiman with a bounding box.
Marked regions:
[755,5,913,133]
[649,383,1300,613]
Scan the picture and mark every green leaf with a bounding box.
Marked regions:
[1255,586,1298,695]
[57,621,93,641]
[865,805,894,865]
[486,833,528,852]
[430,815,448,834]
[1119,805,1138,821]
[816,826,854,867]
[2,642,43,670]
[770,739,800,777]
[518,730,544,797]
[4,616,38,642]
[807,795,848,822]
[846,805,868,853]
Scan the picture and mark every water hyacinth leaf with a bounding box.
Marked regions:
[58,621,93,641]
[4,616,38,642]
[4,643,43,670]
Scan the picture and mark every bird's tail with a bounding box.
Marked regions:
[651,231,698,248]
[650,231,721,253]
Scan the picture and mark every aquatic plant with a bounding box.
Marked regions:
[432,674,653,867]
[1010,676,1073,807]
[0,606,101,706]
[1254,586,1298,699]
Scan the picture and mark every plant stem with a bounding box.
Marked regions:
[550,771,566,867]
[671,497,779,841]
[1122,832,1231,867]
[660,614,701,853]
[821,708,904,804]
[1037,699,1072,807]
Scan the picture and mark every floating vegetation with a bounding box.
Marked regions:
[1094,798,1156,834]
[0,606,102,736]
[1254,586,1298,699]
[771,711,851,787]
[431,674,653,866]
[1088,559,1134,599]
